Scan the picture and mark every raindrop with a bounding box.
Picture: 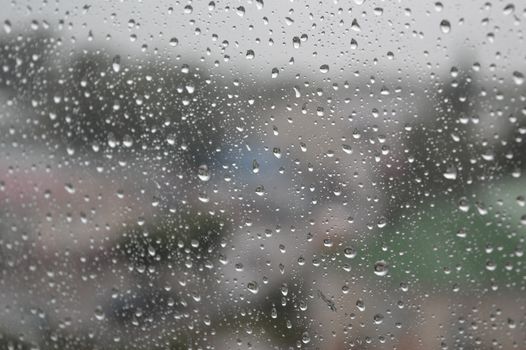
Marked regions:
[342,144,352,154]
[443,165,457,180]
[252,159,260,173]
[512,71,524,85]
[373,313,384,324]
[351,19,361,31]
[301,332,310,344]
[255,185,265,196]
[112,55,121,73]
[198,165,211,182]
[458,197,470,212]
[198,192,210,203]
[440,20,451,33]
[236,6,245,17]
[374,260,389,276]
[94,306,105,321]
[247,281,259,294]
[344,247,357,259]
[320,64,329,73]
[356,299,365,311]
[4,20,11,34]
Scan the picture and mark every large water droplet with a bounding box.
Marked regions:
[247,281,259,294]
[112,55,121,73]
[512,71,524,85]
[198,165,211,182]
[374,260,389,276]
[440,19,451,33]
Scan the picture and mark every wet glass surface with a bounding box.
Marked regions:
[0,1,525,349]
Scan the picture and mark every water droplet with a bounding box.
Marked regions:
[440,20,451,34]
[169,37,179,47]
[122,135,133,148]
[255,185,265,196]
[301,332,310,344]
[374,260,389,276]
[197,165,211,182]
[456,227,467,238]
[503,3,515,15]
[112,55,121,73]
[344,247,357,259]
[342,144,352,154]
[458,197,470,212]
[65,183,76,194]
[94,306,105,321]
[198,192,210,203]
[292,36,301,48]
[443,165,457,180]
[319,64,329,73]
[247,281,259,294]
[4,20,12,34]
[356,299,365,311]
[373,313,384,324]
[148,245,156,256]
[512,71,524,85]
[485,260,497,271]
[351,19,361,31]
[252,159,260,173]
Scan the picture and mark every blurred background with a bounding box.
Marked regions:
[0,0,525,349]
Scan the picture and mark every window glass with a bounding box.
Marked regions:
[0,1,525,349]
